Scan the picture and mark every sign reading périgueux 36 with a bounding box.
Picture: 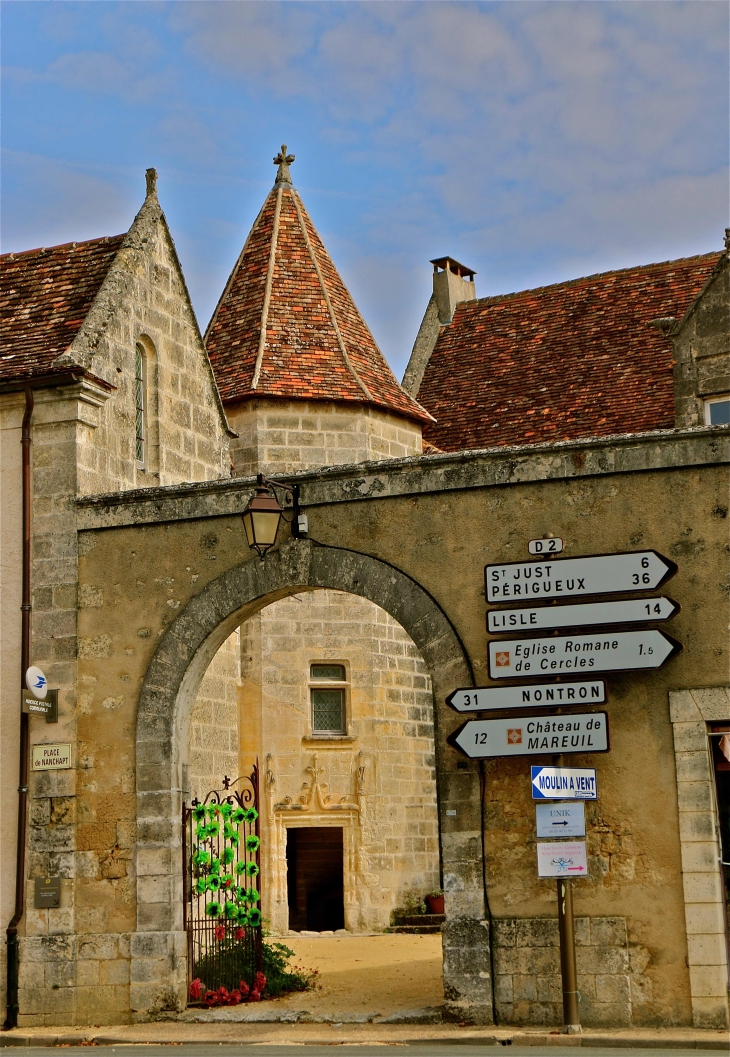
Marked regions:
[484,550,677,602]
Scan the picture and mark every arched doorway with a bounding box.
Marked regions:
[188,587,442,936]
[132,539,485,1019]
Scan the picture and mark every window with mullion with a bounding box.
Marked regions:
[309,663,347,735]
[135,344,146,466]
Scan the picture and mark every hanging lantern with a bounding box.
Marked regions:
[242,476,283,560]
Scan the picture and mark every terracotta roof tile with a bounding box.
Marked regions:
[205,185,431,424]
[0,236,125,382]
[417,252,723,451]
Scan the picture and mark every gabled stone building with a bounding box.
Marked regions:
[0,147,728,1031]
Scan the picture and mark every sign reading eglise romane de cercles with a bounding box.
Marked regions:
[449,711,609,759]
[484,550,677,602]
[488,628,682,679]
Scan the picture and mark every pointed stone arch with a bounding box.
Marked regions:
[133,539,490,1022]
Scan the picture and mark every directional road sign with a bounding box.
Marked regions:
[487,596,679,634]
[536,802,586,838]
[446,680,606,713]
[532,765,597,800]
[537,841,588,877]
[485,550,676,602]
[449,712,609,760]
[488,629,681,679]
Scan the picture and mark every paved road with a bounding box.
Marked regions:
[8,1046,726,1056]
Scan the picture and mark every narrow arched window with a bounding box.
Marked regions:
[135,343,146,466]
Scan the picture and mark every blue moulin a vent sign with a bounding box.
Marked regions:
[531,765,597,800]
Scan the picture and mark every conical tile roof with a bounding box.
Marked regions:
[205,160,431,425]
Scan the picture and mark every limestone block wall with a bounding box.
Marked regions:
[493,916,647,1027]
[236,588,440,933]
[188,632,240,802]
[673,254,729,427]
[5,195,231,1024]
[226,399,422,477]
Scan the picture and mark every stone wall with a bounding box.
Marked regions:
[5,190,231,1025]
[238,589,440,933]
[673,252,729,427]
[226,398,422,477]
[493,916,643,1027]
[188,632,240,802]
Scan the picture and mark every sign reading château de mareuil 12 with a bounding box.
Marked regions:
[446,680,606,713]
[449,712,609,759]
[487,596,679,633]
[484,550,676,602]
[488,629,681,678]
[531,765,597,800]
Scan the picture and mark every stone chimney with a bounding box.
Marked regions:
[431,257,477,323]
[402,256,476,397]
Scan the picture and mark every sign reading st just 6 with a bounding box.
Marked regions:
[488,629,681,678]
[484,550,676,602]
[449,711,609,759]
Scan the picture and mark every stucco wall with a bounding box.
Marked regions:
[22,428,730,1026]
[226,399,422,477]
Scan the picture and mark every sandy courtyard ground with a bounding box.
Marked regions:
[268,933,444,1016]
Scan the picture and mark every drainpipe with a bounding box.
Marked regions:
[4,387,33,1031]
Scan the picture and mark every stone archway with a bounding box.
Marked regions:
[133,539,489,1022]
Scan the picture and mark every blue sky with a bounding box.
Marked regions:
[2,1,728,378]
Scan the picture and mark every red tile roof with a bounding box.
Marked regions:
[205,184,431,424]
[417,252,724,451]
[0,236,125,382]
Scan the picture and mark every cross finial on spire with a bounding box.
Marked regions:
[273,144,295,186]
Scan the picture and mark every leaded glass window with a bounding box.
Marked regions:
[310,664,347,734]
[135,343,146,466]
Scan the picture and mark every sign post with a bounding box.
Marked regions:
[449,712,609,760]
[558,876,581,1033]
[488,629,681,679]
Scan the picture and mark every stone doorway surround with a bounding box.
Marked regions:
[133,539,490,1022]
[669,686,730,1029]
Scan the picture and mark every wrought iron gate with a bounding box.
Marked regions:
[183,767,263,1002]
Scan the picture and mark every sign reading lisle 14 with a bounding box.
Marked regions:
[484,550,677,602]
[487,596,679,633]
[488,628,681,678]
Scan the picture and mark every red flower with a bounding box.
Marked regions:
[189,978,203,1001]
[249,989,261,1002]
[234,927,245,941]
[254,972,267,994]
[227,989,241,1006]
[216,986,229,1003]
[203,990,218,1007]
[239,981,249,998]
[214,924,226,941]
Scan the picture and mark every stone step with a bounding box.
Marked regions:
[397,914,445,927]
[387,924,443,934]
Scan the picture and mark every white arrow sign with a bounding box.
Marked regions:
[485,550,676,602]
[488,629,681,679]
[447,681,606,713]
[487,596,679,633]
[532,765,597,800]
[536,802,586,838]
[449,712,609,759]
